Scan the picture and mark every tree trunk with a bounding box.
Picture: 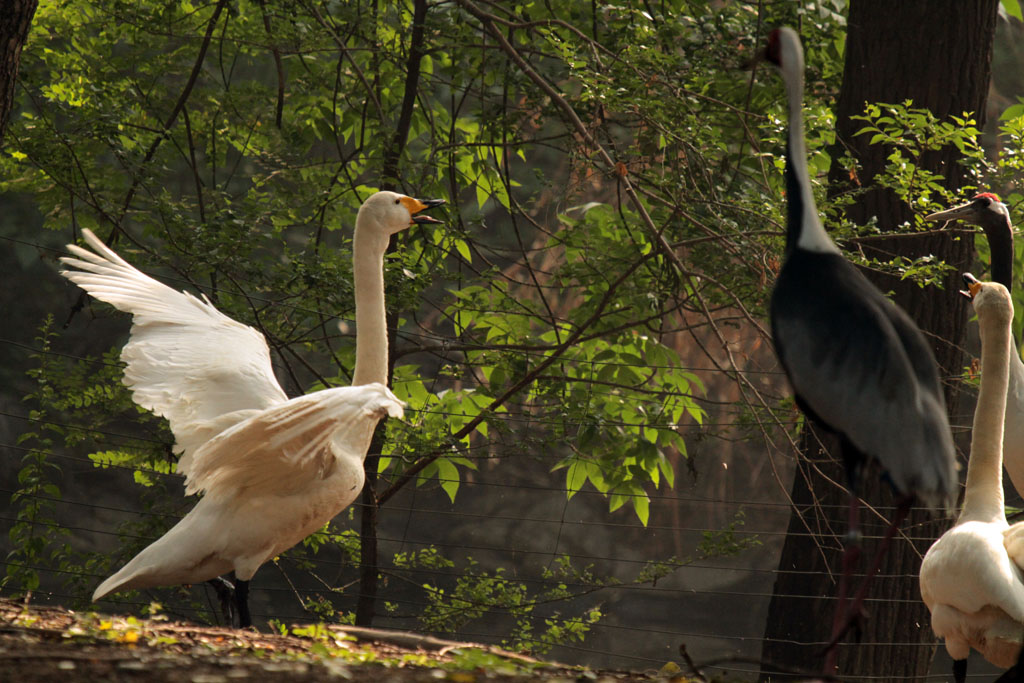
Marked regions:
[353,0,429,627]
[760,2,999,679]
[0,0,38,146]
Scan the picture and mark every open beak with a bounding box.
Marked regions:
[926,201,977,224]
[401,196,446,225]
[960,272,982,300]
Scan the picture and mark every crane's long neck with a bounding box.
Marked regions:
[987,220,1014,293]
[959,305,1012,524]
[351,226,390,387]
[782,61,838,256]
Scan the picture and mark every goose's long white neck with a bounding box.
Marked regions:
[351,223,390,387]
[960,299,1012,524]
[781,45,839,256]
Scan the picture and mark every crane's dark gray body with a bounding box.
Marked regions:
[770,248,956,505]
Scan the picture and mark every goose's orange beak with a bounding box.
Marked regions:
[400,196,446,224]
[960,272,982,300]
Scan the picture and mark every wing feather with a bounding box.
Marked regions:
[60,229,289,473]
[184,383,405,501]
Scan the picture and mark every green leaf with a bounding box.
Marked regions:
[632,493,650,526]
[437,458,460,502]
[1001,103,1024,122]
[454,238,472,264]
[1003,0,1023,22]
[565,459,588,499]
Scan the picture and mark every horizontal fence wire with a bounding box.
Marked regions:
[0,555,941,646]
[0,238,986,680]
[0,446,966,681]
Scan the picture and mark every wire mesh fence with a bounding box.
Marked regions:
[0,322,1000,680]
[3,5,1023,680]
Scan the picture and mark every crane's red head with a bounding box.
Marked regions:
[765,29,783,67]
[970,192,1010,221]
[926,192,1009,225]
[760,27,803,75]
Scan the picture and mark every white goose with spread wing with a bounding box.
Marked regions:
[61,191,444,626]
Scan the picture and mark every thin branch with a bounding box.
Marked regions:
[109,0,230,245]
[257,0,286,128]
[378,244,659,505]
[380,0,429,188]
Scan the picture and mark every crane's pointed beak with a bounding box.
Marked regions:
[403,197,446,225]
[960,272,982,300]
[926,201,977,224]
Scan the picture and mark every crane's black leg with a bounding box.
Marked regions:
[207,576,236,627]
[235,578,251,628]
[822,495,913,673]
[952,658,967,683]
[823,494,862,673]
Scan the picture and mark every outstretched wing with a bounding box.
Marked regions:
[60,229,289,470]
[183,383,405,501]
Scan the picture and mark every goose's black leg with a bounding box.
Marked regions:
[235,578,251,628]
[952,659,966,683]
[207,576,236,626]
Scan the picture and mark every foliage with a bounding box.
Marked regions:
[4,318,73,594]
[411,511,757,654]
[0,0,860,650]
[850,101,986,213]
[416,555,603,655]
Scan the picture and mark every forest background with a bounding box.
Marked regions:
[3,1,1024,680]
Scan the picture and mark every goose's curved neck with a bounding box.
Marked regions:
[959,302,1012,524]
[782,57,838,256]
[351,222,390,387]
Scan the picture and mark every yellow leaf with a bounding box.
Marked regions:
[659,661,681,675]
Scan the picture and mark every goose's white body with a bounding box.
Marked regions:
[92,385,401,597]
[923,520,1024,667]
[60,191,441,604]
[920,281,1024,669]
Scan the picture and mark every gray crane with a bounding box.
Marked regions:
[762,26,958,673]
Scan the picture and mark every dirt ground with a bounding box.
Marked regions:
[0,598,699,682]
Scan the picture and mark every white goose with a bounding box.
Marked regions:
[60,191,444,626]
[920,275,1024,683]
